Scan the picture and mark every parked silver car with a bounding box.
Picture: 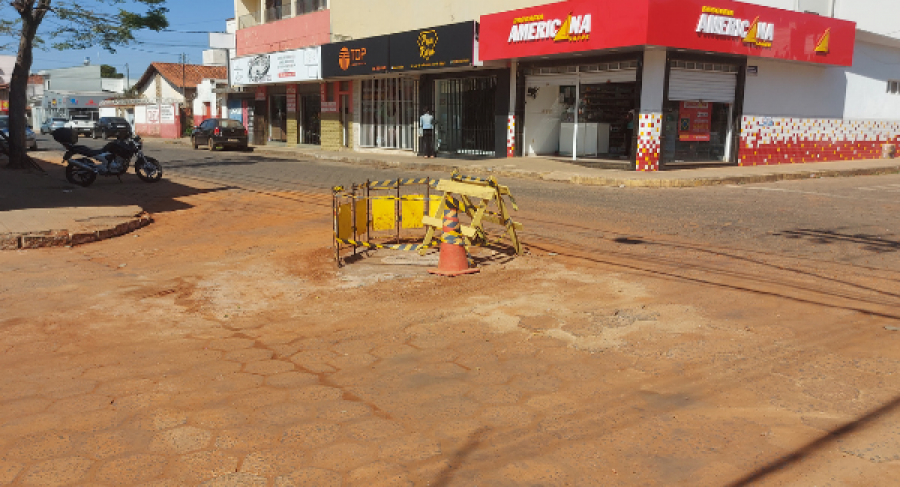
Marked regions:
[41,117,68,135]
[0,116,38,150]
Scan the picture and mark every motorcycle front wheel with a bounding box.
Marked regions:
[65,163,97,187]
[135,157,163,183]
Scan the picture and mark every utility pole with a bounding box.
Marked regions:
[181,53,186,99]
[125,63,130,92]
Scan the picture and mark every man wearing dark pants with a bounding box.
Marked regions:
[419,108,436,158]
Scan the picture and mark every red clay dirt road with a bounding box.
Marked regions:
[1,170,899,486]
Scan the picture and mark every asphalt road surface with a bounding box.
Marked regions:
[35,133,900,272]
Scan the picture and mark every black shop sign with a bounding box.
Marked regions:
[389,22,475,72]
[322,36,390,78]
[322,22,475,78]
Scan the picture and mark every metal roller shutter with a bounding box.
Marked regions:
[668,68,736,103]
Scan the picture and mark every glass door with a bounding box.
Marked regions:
[661,100,732,163]
[269,95,287,143]
[301,95,320,145]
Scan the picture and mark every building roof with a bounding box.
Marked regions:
[134,63,227,92]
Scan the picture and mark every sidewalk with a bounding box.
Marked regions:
[160,137,900,188]
[0,162,151,250]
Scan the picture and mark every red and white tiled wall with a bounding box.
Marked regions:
[637,112,662,171]
[738,117,900,166]
[507,115,516,158]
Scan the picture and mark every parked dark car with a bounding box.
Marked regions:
[92,117,132,139]
[0,115,38,151]
[191,118,249,151]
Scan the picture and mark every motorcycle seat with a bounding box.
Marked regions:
[67,145,107,157]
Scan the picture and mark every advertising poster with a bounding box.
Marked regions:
[146,105,161,124]
[231,47,321,85]
[160,105,176,123]
[678,101,711,142]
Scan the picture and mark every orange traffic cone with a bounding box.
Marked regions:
[429,196,480,277]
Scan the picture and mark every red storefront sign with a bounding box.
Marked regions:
[479,0,855,66]
[286,85,297,113]
[255,86,267,101]
[0,100,8,112]
[678,102,711,142]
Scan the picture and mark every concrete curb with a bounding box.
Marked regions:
[158,138,900,188]
[0,212,153,251]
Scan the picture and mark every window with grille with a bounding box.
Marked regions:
[360,78,419,150]
[889,80,900,95]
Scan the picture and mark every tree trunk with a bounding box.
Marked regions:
[7,1,45,170]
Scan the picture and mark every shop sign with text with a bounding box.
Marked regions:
[322,36,390,78]
[390,22,475,72]
[232,47,321,86]
[480,0,855,66]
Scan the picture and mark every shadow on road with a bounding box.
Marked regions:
[775,228,900,254]
[725,394,900,486]
[0,157,239,214]
[432,427,490,487]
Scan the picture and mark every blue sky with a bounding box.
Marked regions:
[1,0,235,78]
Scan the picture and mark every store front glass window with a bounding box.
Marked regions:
[360,78,418,150]
[661,101,732,163]
[558,82,635,158]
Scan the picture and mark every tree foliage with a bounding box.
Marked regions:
[2,0,169,169]
[100,64,124,79]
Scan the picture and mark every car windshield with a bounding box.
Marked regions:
[52,118,67,123]
[0,117,8,129]
[219,119,244,129]
[108,118,128,124]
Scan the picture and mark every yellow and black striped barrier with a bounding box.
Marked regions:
[367,178,438,189]
[335,238,440,252]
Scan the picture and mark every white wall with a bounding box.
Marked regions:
[743,59,847,118]
[843,41,900,120]
[0,55,15,85]
[835,0,900,39]
[101,78,127,93]
[640,50,667,113]
[99,107,117,117]
[743,39,900,121]
[193,79,223,119]
[134,105,147,124]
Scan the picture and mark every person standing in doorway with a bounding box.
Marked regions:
[624,108,636,159]
[419,107,436,158]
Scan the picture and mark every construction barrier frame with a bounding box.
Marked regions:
[332,170,523,267]
[332,178,439,267]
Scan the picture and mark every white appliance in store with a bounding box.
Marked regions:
[559,122,611,156]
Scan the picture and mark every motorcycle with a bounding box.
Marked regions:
[51,128,163,187]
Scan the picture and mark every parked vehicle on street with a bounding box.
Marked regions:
[0,115,38,151]
[41,117,68,135]
[52,128,163,187]
[66,114,97,137]
[191,118,249,151]
[92,117,133,140]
